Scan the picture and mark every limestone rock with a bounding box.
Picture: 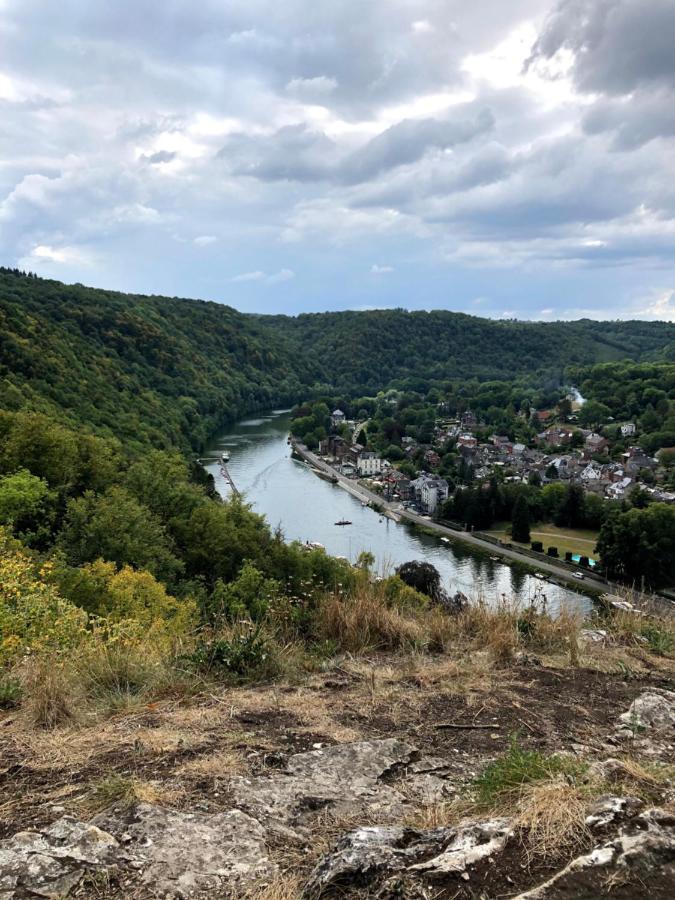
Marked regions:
[584,794,643,829]
[229,738,417,833]
[0,817,120,899]
[514,807,675,899]
[93,802,275,897]
[303,818,512,898]
[617,689,675,734]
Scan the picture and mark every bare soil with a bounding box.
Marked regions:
[1,649,673,898]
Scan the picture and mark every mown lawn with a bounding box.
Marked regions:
[485,522,600,559]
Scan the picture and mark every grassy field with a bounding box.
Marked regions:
[485,522,600,559]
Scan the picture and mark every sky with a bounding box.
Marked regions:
[1,0,674,320]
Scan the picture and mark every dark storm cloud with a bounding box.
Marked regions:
[219,104,494,185]
[529,0,675,95]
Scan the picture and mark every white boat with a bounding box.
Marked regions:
[221,451,230,464]
[440,537,450,544]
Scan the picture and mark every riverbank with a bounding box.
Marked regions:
[291,440,670,607]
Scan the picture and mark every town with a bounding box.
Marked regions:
[313,400,674,517]
[290,365,675,591]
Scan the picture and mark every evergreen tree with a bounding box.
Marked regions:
[511,493,531,543]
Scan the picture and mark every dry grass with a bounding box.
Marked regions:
[243,873,303,900]
[316,589,427,653]
[79,773,185,815]
[515,780,590,857]
[176,747,246,778]
[21,657,80,729]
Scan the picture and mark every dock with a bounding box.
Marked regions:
[220,464,240,497]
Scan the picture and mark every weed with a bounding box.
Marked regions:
[188,623,277,678]
[22,657,78,729]
[0,672,22,709]
[316,588,426,653]
[516,781,590,857]
[639,624,674,656]
[473,734,586,808]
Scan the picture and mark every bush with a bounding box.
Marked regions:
[565,551,573,562]
[382,575,429,610]
[531,541,543,553]
[187,624,276,678]
[316,588,427,653]
[639,624,674,656]
[22,657,78,729]
[0,539,87,666]
[547,546,559,557]
[0,672,22,709]
[578,556,589,568]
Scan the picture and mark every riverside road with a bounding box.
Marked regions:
[291,440,665,604]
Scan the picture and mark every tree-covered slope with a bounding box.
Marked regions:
[0,269,319,451]
[272,309,675,395]
[1,268,674,451]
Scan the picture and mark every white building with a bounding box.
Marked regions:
[331,409,346,427]
[620,422,636,437]
[356,452,384,476]
[411,474,449,515]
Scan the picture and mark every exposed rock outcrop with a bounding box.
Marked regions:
[514,807,675,899]
[303,818,512,898]
[0,817,121,898]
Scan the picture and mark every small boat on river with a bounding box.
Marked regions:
[221,451,230,463]
[335,519,352,526]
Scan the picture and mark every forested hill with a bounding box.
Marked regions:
[274,309,675,396]
[1,268,674,451]
[0,269,319,451]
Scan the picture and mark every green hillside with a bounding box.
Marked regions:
[1,268,673,451]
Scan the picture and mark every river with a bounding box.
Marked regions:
[203,410,592,615]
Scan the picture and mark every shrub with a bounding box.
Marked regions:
[639,623,674,656]
[565,551,573,562]
[382,575,429,610]
[0,672,22,709]
[187,624,277,678]
[578,556,589,568]
[0,538,87,666]
[316,588,427,653]
[547,546,559,557]
[22,657,78,729]
[531,541,543,553]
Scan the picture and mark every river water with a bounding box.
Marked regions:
[203,410,592,615]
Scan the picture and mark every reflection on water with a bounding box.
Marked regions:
[203,411,592,615]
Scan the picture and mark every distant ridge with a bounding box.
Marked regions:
[1,267,673,451]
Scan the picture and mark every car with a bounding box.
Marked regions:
[573,572,585,580]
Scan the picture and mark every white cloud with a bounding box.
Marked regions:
[194,234,217,245]
[231,268,294,285]
[286,76,338,96]
[267,267,295,284]
[370,263,394,274]
[19,243,93,267]
[231,270,266,283]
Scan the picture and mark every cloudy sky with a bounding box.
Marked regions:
[1,0,674,319]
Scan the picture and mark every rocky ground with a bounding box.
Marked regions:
[1,643,673,898]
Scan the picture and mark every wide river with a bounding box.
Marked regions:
[203,410,592,615]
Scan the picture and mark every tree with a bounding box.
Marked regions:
[395,561,446,603]
[511,494,530,543]
[579,400,611,428]
[0,469,50,529]
[556,484,585,528]
[58,487,182,582]
[596,503,675,588]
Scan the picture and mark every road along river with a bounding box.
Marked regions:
[202,410,594,615]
